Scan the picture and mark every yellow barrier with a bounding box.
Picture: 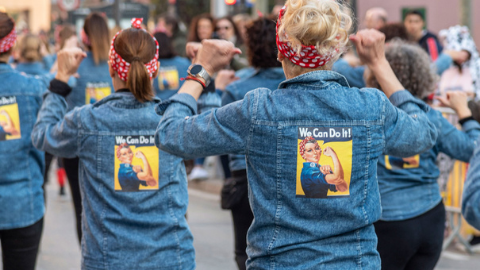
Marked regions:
[437,107,476,252]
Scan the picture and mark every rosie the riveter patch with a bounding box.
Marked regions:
[296,127,352,198]
[85,82,111,104]
[0,96,21,141]
[114,135,159,192]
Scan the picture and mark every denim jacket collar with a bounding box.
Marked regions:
[0,63,13,74]
[93,91,161,109]
[278,70,350,90]
[257,67,285,79]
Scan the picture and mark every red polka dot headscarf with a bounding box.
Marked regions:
[0,20,16,53]
[299,136,320,159]
[109,18,159,82]
[276,5,342,68]
[116,143,130,158]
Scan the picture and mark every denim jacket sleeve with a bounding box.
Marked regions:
[383,90,437,157]
[436,114,480,162]
[462,138,480,230]
[31,92,80,158]
[433,53,453,76]
[155,92,252,159]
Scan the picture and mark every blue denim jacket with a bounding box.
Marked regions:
[377,109,480,221]
[221,67,286,171]
[15,62,48,76]
[153,56,191,100]
[66,52,113,111]
[463,137,480,230]
[0,64,48,230]
[155,70,437,269]
[32,91,194,270]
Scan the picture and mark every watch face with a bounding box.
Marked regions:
[190,65,203,75]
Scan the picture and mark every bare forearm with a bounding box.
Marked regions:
[368,59,404,98]
[177,77,206,101]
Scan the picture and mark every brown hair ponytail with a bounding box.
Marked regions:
[83,12,109,65]
[114,28,156,102]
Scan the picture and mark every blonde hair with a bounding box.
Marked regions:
[18,34,42,62]
[279,0,353,73]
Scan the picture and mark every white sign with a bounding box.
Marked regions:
[58,0,80,12]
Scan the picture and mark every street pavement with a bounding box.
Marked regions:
[8,176,479,270]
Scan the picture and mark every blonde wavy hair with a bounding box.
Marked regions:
[278,0,353,73]
[18,34,43,62]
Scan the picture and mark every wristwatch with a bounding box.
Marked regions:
[187,64,212,86]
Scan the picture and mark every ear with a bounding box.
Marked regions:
[277,51,285,61]
[152,61,160,79]
[108,61,115,78]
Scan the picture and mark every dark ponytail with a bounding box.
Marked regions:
[114,28,156,102]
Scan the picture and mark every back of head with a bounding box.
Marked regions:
[113,26,157,102]
[154,32,175,59]
[84,12,110,65]
[57,24,76,51]
[19,34,42,62]
[378,23,408,42]
[0,12,15,57]
[278,0,352,72]
[365,7,388,29]
[246,17,281,68]
[367,40,436,99]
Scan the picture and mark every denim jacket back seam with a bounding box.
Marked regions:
[362,124,372,225]
[165,155,184,268]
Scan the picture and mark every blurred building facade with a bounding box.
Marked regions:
[0,0,51,32]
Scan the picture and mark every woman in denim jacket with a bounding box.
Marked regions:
[0,13,50,270]
[32,21,194,270]
[155,0,437,268]
[370,41,480,270]
[63,12,114,244]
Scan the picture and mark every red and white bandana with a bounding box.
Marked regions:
[276,6,342,68]
[0,26,16,53]
[109,18,159,82]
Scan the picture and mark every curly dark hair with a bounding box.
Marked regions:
[378,23,408,42]
[366,40,437,99]
[245,17,281,68]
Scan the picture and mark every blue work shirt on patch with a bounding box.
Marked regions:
[32,91,194,270]
[300,162,337,198]
[118,163,148,191]
[155,70,437,269]
[0,64,49,230]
